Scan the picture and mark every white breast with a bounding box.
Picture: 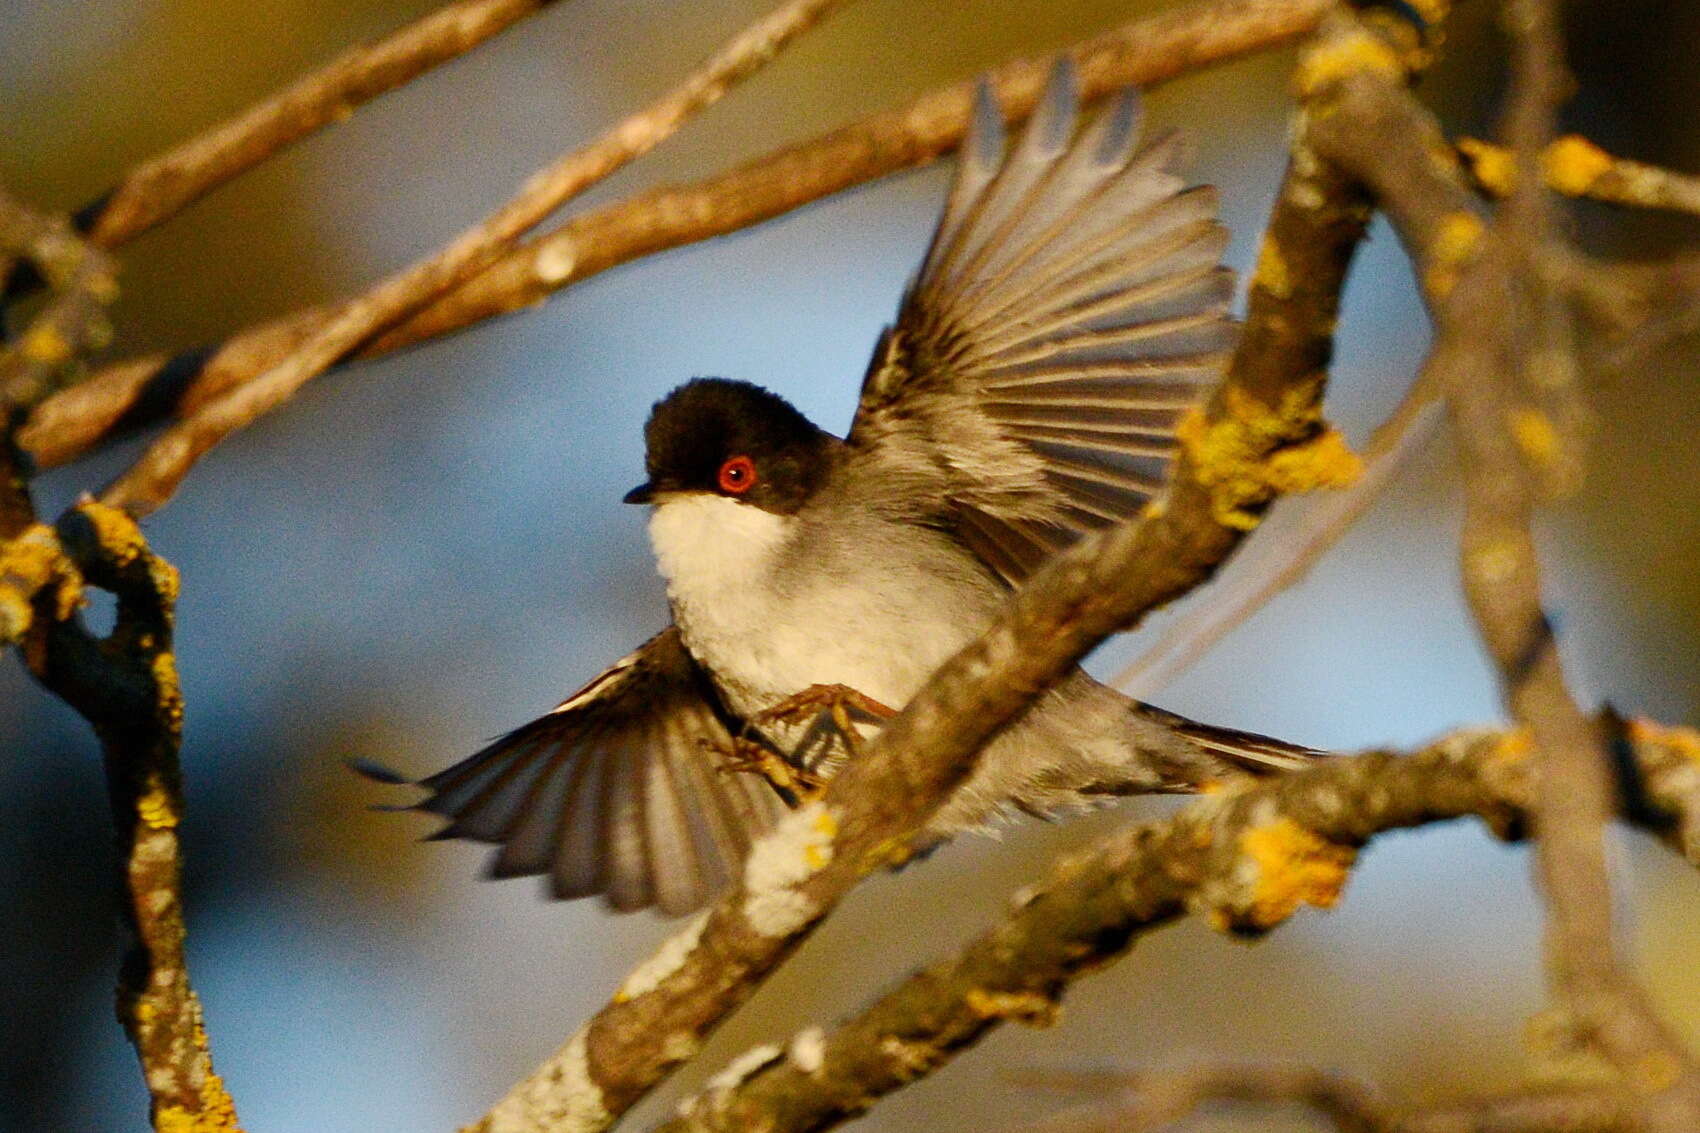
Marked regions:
[646,493,999,717]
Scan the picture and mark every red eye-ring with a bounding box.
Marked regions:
[717,455,757,495]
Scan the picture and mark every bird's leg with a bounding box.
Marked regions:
[710,733,825,806]
[751,683,897,757]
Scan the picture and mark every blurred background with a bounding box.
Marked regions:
[3,1,1698,1129]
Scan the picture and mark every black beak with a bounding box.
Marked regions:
[622,482,656,505]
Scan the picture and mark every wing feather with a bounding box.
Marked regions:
[848,61,1238,586]
[372,626,787,916]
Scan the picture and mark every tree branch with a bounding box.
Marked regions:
[1305,4,1700,1127]
[463,12,1414,1129]
[94,0,852,518]
[76,0,568,250]
[18,0,1333,473]
[1459,134,1700,218]
[0,188,118,412]
[658,723,1700,1133]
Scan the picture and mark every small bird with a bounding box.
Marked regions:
[370,64,1318,916]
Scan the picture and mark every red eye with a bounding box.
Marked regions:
[717,455,757,495]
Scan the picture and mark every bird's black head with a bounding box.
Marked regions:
[624,378,836,514]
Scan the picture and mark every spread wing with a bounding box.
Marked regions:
[375,626,786,916]
[847,62,1236,585]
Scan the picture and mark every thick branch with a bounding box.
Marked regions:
[1305,10,1700,1128]
[78,0,566,249]
[659,724,1700,1133]
[21,502,239,1131]
[19,0,1332,472]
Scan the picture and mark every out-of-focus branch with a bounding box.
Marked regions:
[1306,5,1700,1129]
[75,0,567,250]
[17,502,239,1132]
[1018,1065,1386,1133]
[1022,1067,1637,1133]
[0,189,117,411]
[19,0,1334,472]
[657,723,1700,1133]
[1460,134,1700,218]
[96,0,850,519]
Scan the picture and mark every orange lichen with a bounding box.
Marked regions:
[1237,818,1356,929]
[1458,137,1516,196]
[1509,409,1560,468]
[1253,239,1293,300]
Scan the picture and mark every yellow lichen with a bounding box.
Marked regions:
[1253,239,1293,300]
[1179,388,1361,531]
[1509,409,1559,467]
[1628,719,1700,765]
[1237,818,1356,929]
[1292,28,1405,98]
[137,781,180,830]
[1422,211,1485,300]
[79,498,147,568]
[803,805,837,869]
[965,987,1058,1027]
[0,525,84,642]
[153,651,186,732]
[1458,137,1517,196]
[21,324,73,366]
[1543,135,1615,196]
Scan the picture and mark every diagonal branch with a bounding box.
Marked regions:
[464,14,1417,1129]
[76,0,569,250]
[1459,134,1700,218]
[18,0,1333,473]
[96,0,853,518]
[657,723,1700,1133]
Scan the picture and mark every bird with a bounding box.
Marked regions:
[364,62,1321,917]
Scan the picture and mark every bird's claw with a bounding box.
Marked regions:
[751,683,897,743]
[715,736,826,804]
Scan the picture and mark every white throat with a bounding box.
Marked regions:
[647,493,793,621]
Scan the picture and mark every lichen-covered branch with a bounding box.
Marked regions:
[465,17,1417,1132]
[95,0,852,518]
[0,188,117,411]
[72,0,566,250]
[1306,5,1700,1128]
[1460,134,1700,218]
[658,723,1700,1133]
[17,502,239,1132]
[19,0,1333,472]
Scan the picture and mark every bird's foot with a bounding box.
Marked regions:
[751,683,897,753]
[717,735,827,804]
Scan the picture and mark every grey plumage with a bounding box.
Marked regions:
[375,61,1321,917]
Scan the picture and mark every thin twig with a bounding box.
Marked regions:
[19,0,1333,473]
[1459,134,1700,218]
[97,0,852,518]
[77,0,568,249]
[657,724,1700,1133]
